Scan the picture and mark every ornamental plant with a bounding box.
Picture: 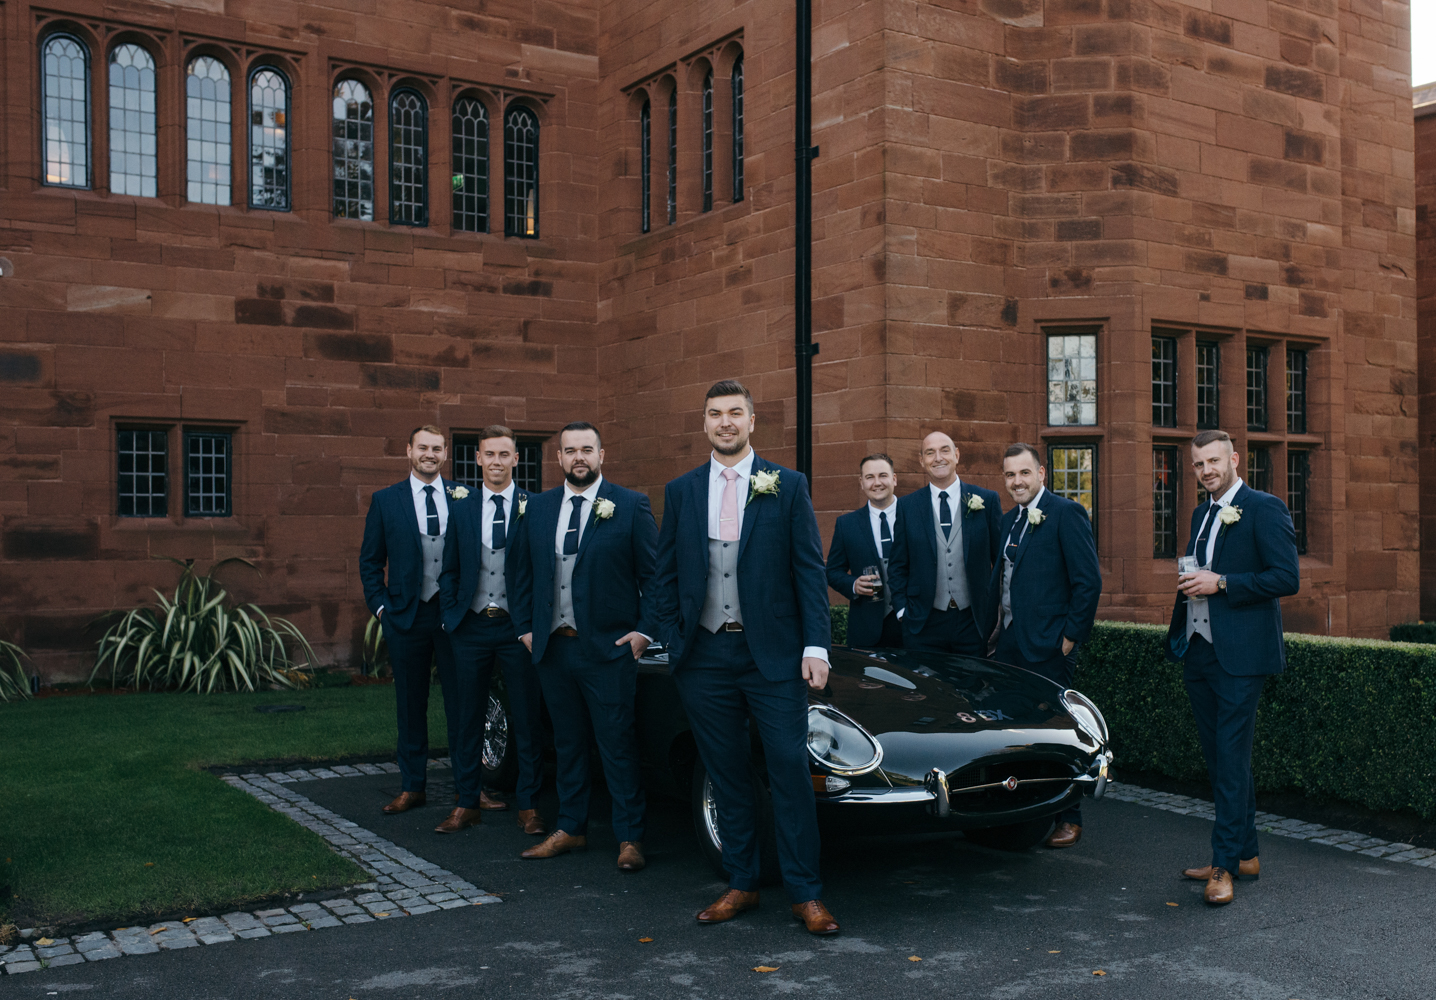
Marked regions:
[91,558,315,693]
[0,636,31,702]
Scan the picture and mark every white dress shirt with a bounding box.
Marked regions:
[481,480,517,549]
[1001,486,1046,627]
[555,476,604,553]
[410,473,449,536]
[928,477,963,526]
[708,450,828,665]
[1194,478,1244,568]
[867,499,897,563]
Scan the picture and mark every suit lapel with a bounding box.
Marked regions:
[858,507,883,569]
[397,481,424,551]
[574,480,612,568]
[1011,489,1051,575]
[691,464,711,574]
[958,485,974,566]
[737,455,764,562]
[1211,485,1246,571]
[917,487,937,561]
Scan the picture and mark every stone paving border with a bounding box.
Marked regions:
[0,758,498,976]
[1104,781,1436,866]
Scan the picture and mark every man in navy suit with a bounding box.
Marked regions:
[826,454,902,647]
[510,422,658,872]
[648,380,839,936]
[990,442,1102,848]
[437,426,546,836]
[887,432,1004,655]
[1167,429,1299,906]
[359,425,460,817]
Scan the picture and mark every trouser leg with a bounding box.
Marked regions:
[536,635,594,836]
[1185,636,1264,871]
[572,651,647,843]
[383,599,439,793]
[495,631,545,811]
[448,613,497,809]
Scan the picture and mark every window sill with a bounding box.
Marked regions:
[108,517,246,532]
[1041,426,1104,439]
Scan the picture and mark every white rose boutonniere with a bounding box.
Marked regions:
[447,486,470,500]
[1217,504,1241,527]
[594,498,616,520]
[965,493,985,516]
[750,470,780,499]
[516,495,527,518]
[1026,506,1046,528]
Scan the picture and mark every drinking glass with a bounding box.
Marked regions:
[861,565,883,598]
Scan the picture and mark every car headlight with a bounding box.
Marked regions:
[806,706,883,776]
[1060,689,1108,746]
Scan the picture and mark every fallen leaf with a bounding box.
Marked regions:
[36,937,54,946]
[1048,950,1061,954]
[1093,970,1107,976]
[182,917,196,923]
[149,927,166,935]
[753,966,780,973]
[908,955,922,962]
[144,862,155,867]
[1166,902,1178,907]
[638,937,653,943]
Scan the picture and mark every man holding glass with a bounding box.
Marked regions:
[1167,430,1300,906]
[826,453,902,648]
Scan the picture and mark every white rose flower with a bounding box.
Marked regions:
[965,494,985,514]
[516,496,527,518]
[750,470,781,498]
[447,486,470,500]
[594,498,616,520]
[1217,504,1242,526]
[1026,507,1046,528]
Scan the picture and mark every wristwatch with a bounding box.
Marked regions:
[1217,575,1227,592]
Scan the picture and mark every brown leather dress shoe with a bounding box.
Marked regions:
[1204,867,1235,905]
[517,809,547,835]
[1183,857,1260,881]
[479,791,508,811]
[382,791,426,814]
[617,841,646,871]
[521,830,587,859]
[1045,822,1082,848]
[696,889,759,924]
[434,807,483,834]
[792,900,840,936]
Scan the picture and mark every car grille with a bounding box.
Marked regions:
[945,759,1075,810]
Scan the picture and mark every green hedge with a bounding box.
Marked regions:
[1389,622,1436,644]
[828,608,1436,819]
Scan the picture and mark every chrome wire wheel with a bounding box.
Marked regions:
[482,694,509,771]
[701,773,723,850]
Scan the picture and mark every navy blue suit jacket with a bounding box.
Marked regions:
[1165,484,1300,675]
[359,477,458,632]
[647,454,832,682]
[436,485,531,634]
[887,482,1005,639]
[511,479,659,666]
[825,506,890,647]
[988,489,1102,664]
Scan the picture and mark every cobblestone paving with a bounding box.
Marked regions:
[0,758,498,976]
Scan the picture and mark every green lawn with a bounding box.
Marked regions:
[0,683,446,928]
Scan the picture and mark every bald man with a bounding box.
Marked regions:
[887,432,1004,656]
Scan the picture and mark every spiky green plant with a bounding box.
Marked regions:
[91,558,316,693]
[362,614,389,678]
[0,637,32,702]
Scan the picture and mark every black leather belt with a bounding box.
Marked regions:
[719,621,744,632]
[948,599,958,609]
[480,607,509,618]
[553,625,579,637]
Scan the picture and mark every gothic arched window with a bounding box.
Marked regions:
[108,44,156,197]
[42,34,90,188]
[640,101,651,233]
[666,90,676,225]
[332,79,373,220]
[504,105,539,238]
[248,67,289,210]
[731,57,744,203]
[702,70,713,212]
[452,97,489,233]
[389,88,428,226]
[186,55,231,205]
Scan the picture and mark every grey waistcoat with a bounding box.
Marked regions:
[419,532,445,602]
[552,547,578,631]
[469,543,508,613]
[932,499,971,612]
[699,538,743,633]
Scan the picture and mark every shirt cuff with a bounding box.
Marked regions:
[896,608,904,620]
[802,646,830,664]
[637,632,653,644]
[376,605,385,615]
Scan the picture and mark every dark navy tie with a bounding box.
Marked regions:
[938,490,952,541]
[423,485,439,537]
[879,510,892,560]
[1006,510,1025,563]
[492,495,507,550]
[1194,502,1218,566]
[563,496,583,555]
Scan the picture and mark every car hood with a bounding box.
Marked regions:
[820,646,1102,785]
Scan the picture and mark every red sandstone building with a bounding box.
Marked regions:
[0,0,1420,680]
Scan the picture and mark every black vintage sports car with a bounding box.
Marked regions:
[480,643,1112,879]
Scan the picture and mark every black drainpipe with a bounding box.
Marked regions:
[795,0,817,484]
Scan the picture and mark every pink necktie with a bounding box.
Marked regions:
[719,468,740,541]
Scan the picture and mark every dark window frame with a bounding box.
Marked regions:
[331,78,374,221]
[640,100,651,233]
[666,89,677,225]
[1286,347,1308,435]
[117,427,169,518]
[1287,450,1309,555]
[185,54,232,206]
[1196,339,1220,430]
[41,32,92,190]
[451,95,490,233]
[1246,345,1269,432]
[247,65,291,211]
[1046,443,1098,544]
[731,58,744,202]
[503,104,540,238]
[1153,445,1179,558]
[701,70,713,212]
[108,42,158,198]
[389,87,429,227]
[1247,445,1272,494]
[1151,335,1177,427]
[452,435,544,494]
[184,429,233,517]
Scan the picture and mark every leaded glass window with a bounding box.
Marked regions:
[452,97,489,233]
[452,436,542,494]
[1196,340,1220,430]
[185,431,232,517]
[1247,346,1268,431]
[248,68,289,210]
[504,106,539,238]
[640,101,651,233]
[108,44,156,197]
[666,90,677,225]
[731,58,744,202]
[1287,348,1308,434]
[118,429,167,517]
[515,440,543,493]
[1153,446,1179,558]
[1048,445,1097,532]
[186,56,231,205]
[332,79,373,220]
[1287,450,1309,555]
[390,89,428,226]
[1152,335,1176,427]
[1247,446,1271,494]
[702,70,713,212]
[1047,333,1097,426]
[42,35,90,188]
